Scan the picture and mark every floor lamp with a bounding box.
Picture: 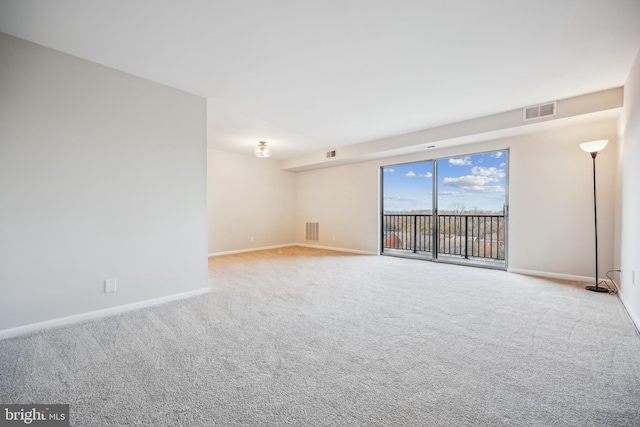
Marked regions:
[579,139,609,293]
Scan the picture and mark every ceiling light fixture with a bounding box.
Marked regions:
[254,141,270,158]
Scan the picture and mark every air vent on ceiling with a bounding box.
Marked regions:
[523,102,557,121]
[326,150,336,158]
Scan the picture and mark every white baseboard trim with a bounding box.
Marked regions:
[507,268,613,285]
[0,287,210,341]
[296,243,378,256]
[208,243,296,257]
[208,243,377,257]
[618,291,640,333]
[500,268,639,331]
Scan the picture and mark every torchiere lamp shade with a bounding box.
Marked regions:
[580,140,608,154]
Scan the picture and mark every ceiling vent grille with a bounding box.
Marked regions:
[523,102,557,121]
[326,150,336,158]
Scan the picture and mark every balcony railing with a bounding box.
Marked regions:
[382,213,505,261]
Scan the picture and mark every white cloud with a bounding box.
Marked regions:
[444,175,494,187]
[457,185,504,193]
[419,172,433,178]
[384,195,418,202]
[443,175,504,193]
[383,168,395,172]
[404,171,416,177]
[471,166,505,178]
[449,156,471,166]
[438,191,473,198]
[500,162,506,167]
[492,151,504,158]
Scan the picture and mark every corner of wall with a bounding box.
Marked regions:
[617,47,640,332]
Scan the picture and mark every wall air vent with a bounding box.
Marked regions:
[523,102,556,121]
[306,222,319,241]
[326,150,336,158]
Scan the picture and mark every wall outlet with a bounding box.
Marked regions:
[250,237,255,243]
[332,235,336,241]
[104,278,117,293]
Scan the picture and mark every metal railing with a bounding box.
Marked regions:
[382,213,505,261]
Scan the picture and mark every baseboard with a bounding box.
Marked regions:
[618,291,640,334]
[295,243,378,256]
[446,266,639,333]
[208,243,296,257]
[0,287,210,340]
[507,268,613,285]
[209,243,377,257]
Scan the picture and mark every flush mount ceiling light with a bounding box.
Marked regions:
[254,141,271,158]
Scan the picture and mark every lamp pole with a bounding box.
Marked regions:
[585,151,607,292]
[579,140,609,293]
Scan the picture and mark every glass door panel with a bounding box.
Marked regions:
[381,161,434,255]
[436,151,507,265]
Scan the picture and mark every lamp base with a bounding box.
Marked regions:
[585,285,609,293]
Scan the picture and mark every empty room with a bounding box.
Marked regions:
[1,1,640,426]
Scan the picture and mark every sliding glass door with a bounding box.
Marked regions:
[381,162,434,253]
[381,150,508,268]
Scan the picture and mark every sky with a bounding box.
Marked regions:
[382,150,507,213]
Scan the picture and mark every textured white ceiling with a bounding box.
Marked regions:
[1,0,639,159]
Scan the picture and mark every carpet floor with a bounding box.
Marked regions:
[1,246,639,426]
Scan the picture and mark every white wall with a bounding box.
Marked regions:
[207,149,295,254]
[295,162,379,254]
[0,33,208,331]
[619,49,640,329]
[508,121,617,277]
[295,116,619,281]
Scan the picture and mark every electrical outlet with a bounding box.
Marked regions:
[332,236,336,241]
[250,237,255,243]
[104,278,117,293]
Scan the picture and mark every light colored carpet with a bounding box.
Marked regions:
[1,246,639,426]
